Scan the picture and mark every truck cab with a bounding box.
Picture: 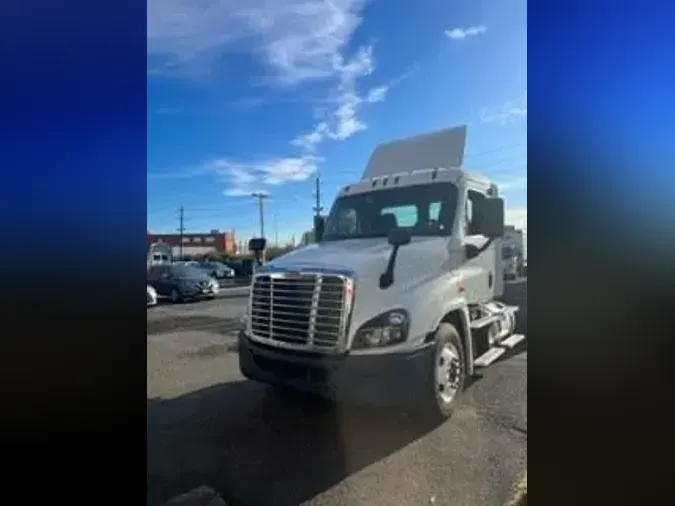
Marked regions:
[238,126,525,421]
[147,242,173,268]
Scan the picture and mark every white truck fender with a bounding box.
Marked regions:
[428,298,475,374]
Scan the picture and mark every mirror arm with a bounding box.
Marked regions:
[477,237,495,255]
[466,237,495,260]
[379,246,400,290]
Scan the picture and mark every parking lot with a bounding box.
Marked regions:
[147,282,527,506]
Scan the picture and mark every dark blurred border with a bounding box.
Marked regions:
[0,0,146,499]
[528,1,674,504]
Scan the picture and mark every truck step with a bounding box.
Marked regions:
[474,347,506,368]
[470,305,518,330]
[499,333,526,349]
[470,315,499,329]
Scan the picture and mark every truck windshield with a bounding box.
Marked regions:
[323,182,459,241]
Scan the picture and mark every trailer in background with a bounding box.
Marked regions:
[502,226,525,280]
[148,242,173,268]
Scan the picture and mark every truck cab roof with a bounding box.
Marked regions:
[362,125,468,179]
[338,166,497,198]
[345,124,498,196]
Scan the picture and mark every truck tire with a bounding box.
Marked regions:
[419,322,466,422]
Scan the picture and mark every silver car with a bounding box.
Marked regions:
[147,285,158,306]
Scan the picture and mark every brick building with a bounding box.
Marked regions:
[147,230,236,257]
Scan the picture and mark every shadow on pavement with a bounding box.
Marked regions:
[147,381,441,506]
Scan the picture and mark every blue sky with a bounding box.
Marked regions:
[147,0,527,246]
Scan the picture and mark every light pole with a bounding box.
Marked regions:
[251,192,268,263]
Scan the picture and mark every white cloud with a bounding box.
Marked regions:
[497,175,527,192]
[223,187,254,197]
[291,122,329,152]
[445,25,487,40]
[229,166,257,186]
[148,0,371,84]
[206,155,321,195]
[365,86,388,103]
[481,90,528,125]
[288,47,383,152]
[329,92,366,140]
[148,1,418,197]
[261,155,320,185]
[289,57,417,154]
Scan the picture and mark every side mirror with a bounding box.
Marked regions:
[248,237,267,266]
[388,227,412,247]
[478,198,505,238]
[314,215,325,242]
[248,237,267,253]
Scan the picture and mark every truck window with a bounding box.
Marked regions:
[381,205,417,227]
[466,190,486,236]
[323,182,459,240]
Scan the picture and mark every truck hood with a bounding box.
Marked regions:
[261,237,450,291]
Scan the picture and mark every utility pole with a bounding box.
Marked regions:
[274,204,279,247]
[178,205,185,260]
[251,192,268,262]
[251,192,267,237]
[312,175,323,216]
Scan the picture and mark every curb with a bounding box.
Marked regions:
[162,486,227,506]
[216,286,250,297]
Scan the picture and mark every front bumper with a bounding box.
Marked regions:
[238,331,434,407]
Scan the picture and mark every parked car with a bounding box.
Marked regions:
[147,263,219,303]
[147,285,158,306]
[196,261,235,280]
[223,258,256,278]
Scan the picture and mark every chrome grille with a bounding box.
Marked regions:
[249,272,349,350]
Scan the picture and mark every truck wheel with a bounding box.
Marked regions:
[420,322,466,422]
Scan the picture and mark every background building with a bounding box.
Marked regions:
[147,229,236,258]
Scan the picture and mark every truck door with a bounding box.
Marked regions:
[462,189,503,300]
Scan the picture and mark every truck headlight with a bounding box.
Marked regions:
[352,309,409,349]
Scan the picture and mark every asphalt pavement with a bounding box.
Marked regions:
[147,282,527,506]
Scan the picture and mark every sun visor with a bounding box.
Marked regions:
[361,125,467,180]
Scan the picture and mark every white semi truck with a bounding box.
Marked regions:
[238,126,526,421]
[147,242,173,268]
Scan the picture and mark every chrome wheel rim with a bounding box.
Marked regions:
[436,343,462,405]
